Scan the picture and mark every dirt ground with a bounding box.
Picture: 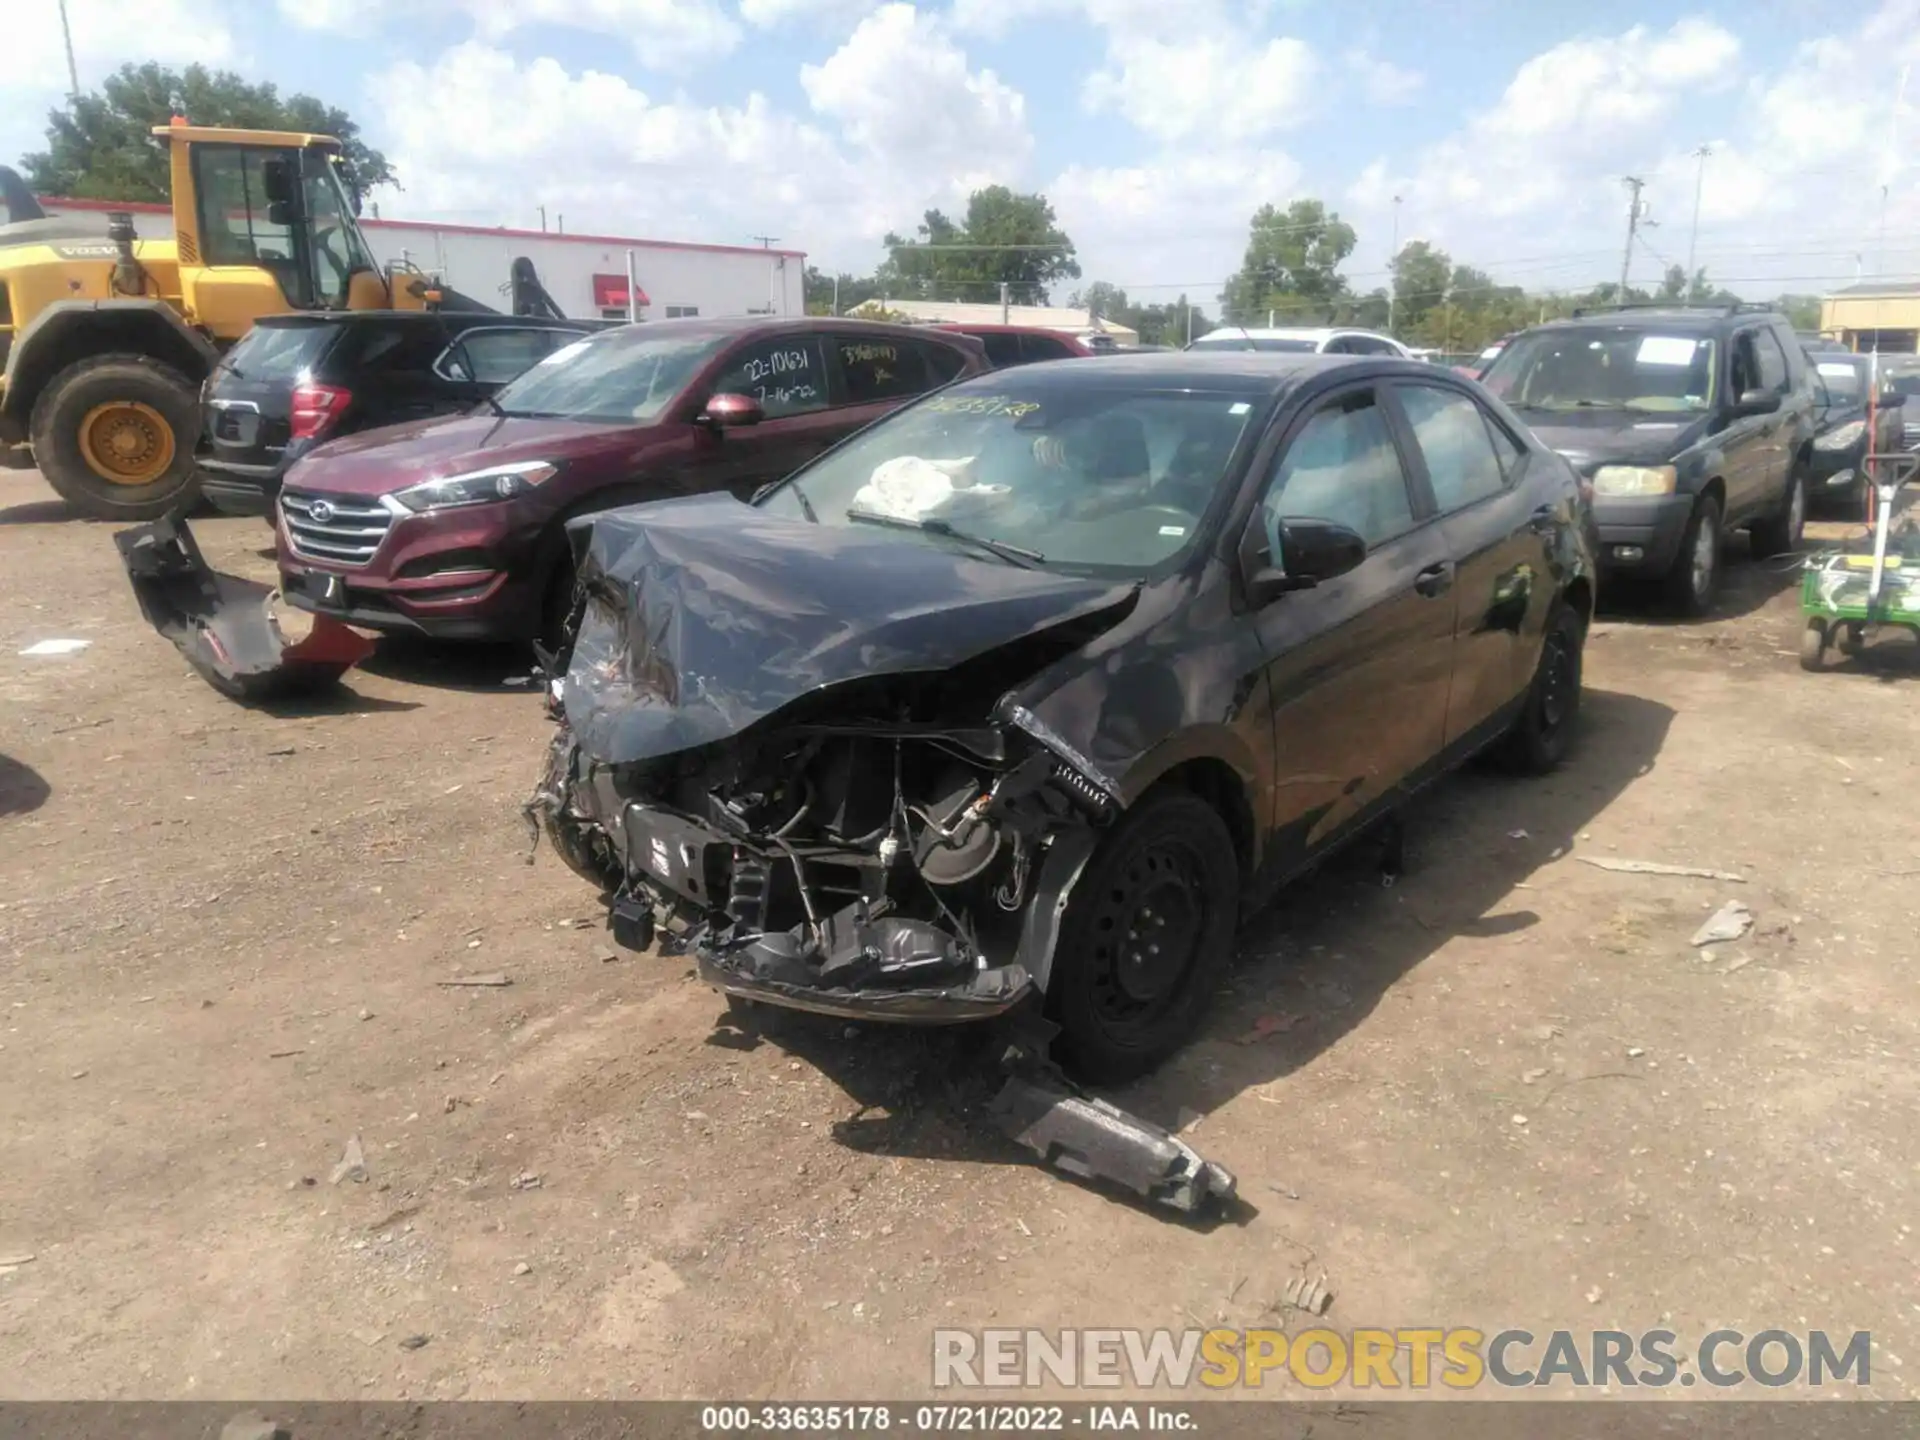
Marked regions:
[2,467,1918,1402]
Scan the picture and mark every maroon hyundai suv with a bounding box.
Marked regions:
[274,317,986,644]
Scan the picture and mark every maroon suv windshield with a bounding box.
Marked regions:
[492,327,723,423]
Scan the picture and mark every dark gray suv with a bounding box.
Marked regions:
[1481,303,1816,614]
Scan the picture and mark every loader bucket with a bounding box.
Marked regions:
[115,515,374,701]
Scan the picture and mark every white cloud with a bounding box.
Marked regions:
[801,4,1030,192]
[4,0,238,178]
[365,19,1031,270]
[1346,49,1423,107]
[1083,34,1316,142]
[280,0,740,68]
[1051,149,1304,297]
[740,0,881,28]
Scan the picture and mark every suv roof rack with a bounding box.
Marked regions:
[1569,300,1778,319]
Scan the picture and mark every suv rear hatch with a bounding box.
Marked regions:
[202,318,345,473]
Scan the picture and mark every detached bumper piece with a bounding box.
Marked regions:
[115,515,375,701]
[991,1064,1238,1216]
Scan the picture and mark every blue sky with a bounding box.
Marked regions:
[12,0,1920,307]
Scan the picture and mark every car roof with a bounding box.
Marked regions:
[1192,326,1363,341]
[941,350,1437,393]
[934,322,1079,337]
[1527,307,1781,334]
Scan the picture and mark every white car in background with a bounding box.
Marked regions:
[1184,326,1413,357]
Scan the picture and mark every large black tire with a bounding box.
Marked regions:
[1660,492,1723,618]
[29,353,202,520]
[1750,464,1807,559]
[1496,603,1585,775]
[1046,790,1240,1084]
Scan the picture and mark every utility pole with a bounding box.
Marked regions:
[1618,176,1647,299]
[1000,280,1010,324]
[57,0,81,99]
[1387,194,1402,337]
[832,274,840,316]
[752,235,781,250]
[1684,145,1710,289]
[538,205,547,233]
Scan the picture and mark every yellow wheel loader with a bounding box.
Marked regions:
[0,121,437,520]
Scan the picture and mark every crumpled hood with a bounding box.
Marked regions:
[1519,408,1710,473]
[562,494,1140,764]
[290,413,641,497]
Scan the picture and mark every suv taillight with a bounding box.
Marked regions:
[289,382,351,440]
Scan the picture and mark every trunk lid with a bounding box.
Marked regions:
[204,318,343,468]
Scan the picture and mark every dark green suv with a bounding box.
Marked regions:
[1481,304,1816,614]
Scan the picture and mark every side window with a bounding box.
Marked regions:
[666,305,699,319]
[336,323,449,379]
[710,336,827,418]
[1322,337,1353,355]
[450,328,571,385]
[193,146,309,305]
[918,340,969,385]
[1020,334,1073,363]
[1755,327,1790,394]
[1396,384,1509,513]
[1730,331,1762,396]
[1260,389,1415,554]
[980,332,1025,367]
[836,336,929,404]
[1482,412,1527,480]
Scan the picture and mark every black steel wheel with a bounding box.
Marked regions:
[1497,603,1585,774]
[1047,790,1239,1084]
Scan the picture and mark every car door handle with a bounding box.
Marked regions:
[1414,561,1455,597]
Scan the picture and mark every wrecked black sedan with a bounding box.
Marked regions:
[534,353,1595,1082]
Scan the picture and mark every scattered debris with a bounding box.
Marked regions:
[443,1095,463,1114]
[991,1065,1236,1216]
[18,639,91,657]
[0,1253,35,1270]
[511,1171,542,1190]
[114,517,373,699]
[1521,1068,1549,1084]
[357,1008,373,1022]
[438,973,511,988]
[1530,1024,1564,1042]
[367,1204,421,1232]
[328,1134,368,1186]
[1282,1272,1334,1316]
[352,1329,386,1348]
[1691,901,1754,947]
[69,1070,87,1080]
[267,746,297,757]
[1626,1047,1646,1059]
[1508,829,1531,840]
[286,1177,316,1190]
[513,1261,532,1276]
[1234,1012,1307,1045]
[398,1334,429,1351]
[1511,1114,1530,1127]
[1722,953,1757,974]
[268,1049,305,1059]
[1586,1287,1603,1305]
[598,951,621,964]
[1580,857,1746,883]
[1267,1181,1300,1201]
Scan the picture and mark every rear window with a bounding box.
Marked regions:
[219,323,337,380]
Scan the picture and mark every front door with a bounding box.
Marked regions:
[695,333,846,498]
[1389,379,1556,745]
[1723,327,1780,522]
[1248,383,1458,874]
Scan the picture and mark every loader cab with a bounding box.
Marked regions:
[160,124,398,335]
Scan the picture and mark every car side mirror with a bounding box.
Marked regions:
[1242,517,1368,606]
[1734,388,1782,417]
[698,392,764,429]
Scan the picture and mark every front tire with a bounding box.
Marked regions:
[1046,790,1240,1084]
[1661,493,1723,618]
[29,354,202,520]
[1800,618,1829,671]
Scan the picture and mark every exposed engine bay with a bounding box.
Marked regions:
[534,670,1117,1021]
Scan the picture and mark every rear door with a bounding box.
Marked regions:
[322,318,458,435]
[1249,382,1458,873]
[1388,379,1556,746]
[203,319,340,469]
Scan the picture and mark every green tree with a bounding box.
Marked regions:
[20,62,395,205]
[804,265,883,315]
[1659,264,1689,302]
[1774,293,1820,330]
[1220,199,1357,324]
[877,186,1079,304]
[1390,239,1451,337]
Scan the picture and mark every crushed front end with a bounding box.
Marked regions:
[525,496,1138,1026]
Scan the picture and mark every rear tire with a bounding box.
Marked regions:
[1661,493,1723,618]
[1496,603,1585,774]
[1750,465,1807,559]
[1046,790,1240,1084]
[28,354,202,520]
